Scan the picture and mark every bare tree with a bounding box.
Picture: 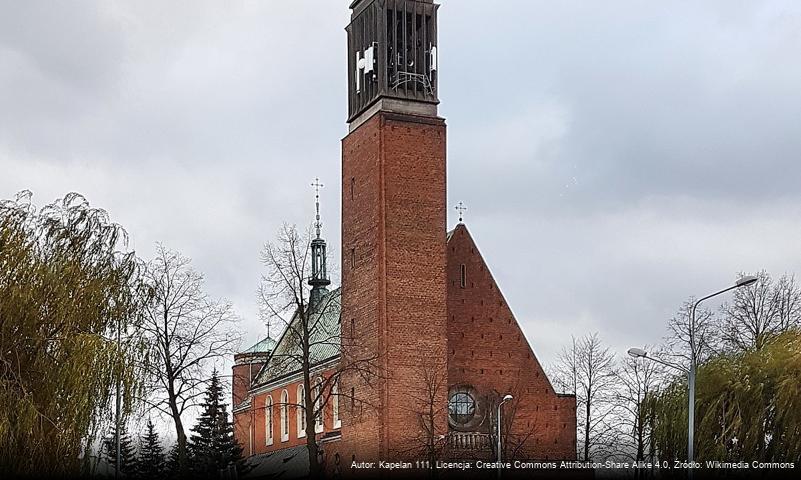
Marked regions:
[555,333,617,461]
[140,245,240,477]
[720,271,801,351]
[487,381,542,461]
[774,274,801,331]
[397,362,449,476]
[259,224,378,478]
[665,300,717,366]
[613,347,665,465]
[551,337,578,396]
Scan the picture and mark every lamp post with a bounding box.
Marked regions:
[687,275,756,465]
[628,275,757,472]
[497,394,513,478]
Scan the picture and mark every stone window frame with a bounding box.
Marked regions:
[447,384,484,432]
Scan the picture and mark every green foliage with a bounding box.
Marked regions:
[0,191,148,476]
[649,380,688,461]
[651,329,801,463]
[103,422,139,477]
[137,419,166,479]
[188,370,244,478]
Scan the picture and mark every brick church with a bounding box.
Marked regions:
[232,0,576,476]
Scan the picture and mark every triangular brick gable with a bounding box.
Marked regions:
[446,223,576,459]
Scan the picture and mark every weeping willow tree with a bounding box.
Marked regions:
[0,191,149,476]
[650,329,801,463]
[648,380,688,462]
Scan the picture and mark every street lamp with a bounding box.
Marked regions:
[687,275,756,464]
[497,394,513,478]
[627,348,687,374]
[628,274,758,470]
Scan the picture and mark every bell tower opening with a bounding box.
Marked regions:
[347,0,440,130]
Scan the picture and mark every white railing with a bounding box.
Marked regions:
[448,432,491,450]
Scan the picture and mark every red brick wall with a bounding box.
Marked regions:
[233,370,342,458]
[233,358,262,457]
[446,224,577,460]
[339,111,449,465]
[338,112,383,465]
[232,357,263,409]
[233,408,252,457]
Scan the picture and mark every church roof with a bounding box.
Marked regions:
[241,336,277,354]
[252,288,341,387]
[249,229,461,389]
[241,444,309,479]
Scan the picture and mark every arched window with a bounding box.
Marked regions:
[280,390,289,442]
[332,381,341,429]
[265,395,274,446]
[448,388,476,425]
[297,384,306,438]
[314,378,324,433]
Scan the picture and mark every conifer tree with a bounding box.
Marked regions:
[165,444,181,479]
[137,419,165,479]
[188,369,244,478]
[103,422,139,478]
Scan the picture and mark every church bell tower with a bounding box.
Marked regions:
[340,0,448,464]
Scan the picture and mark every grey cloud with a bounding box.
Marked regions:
[2,0,801,365]
[446,0,801,216]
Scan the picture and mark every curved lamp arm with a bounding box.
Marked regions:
[627,348,688,374]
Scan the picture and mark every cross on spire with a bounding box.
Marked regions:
[308,177,330,301]
[455,201,467,224]
[311,178,324,238]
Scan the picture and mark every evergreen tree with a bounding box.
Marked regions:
[188,369,244,478]
[165,444,181,479]
[137,419,165,479]
[103,422,139,478]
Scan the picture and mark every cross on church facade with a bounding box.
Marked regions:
[455,201,467,223]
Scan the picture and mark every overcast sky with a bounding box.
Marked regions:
[2,0,801,377]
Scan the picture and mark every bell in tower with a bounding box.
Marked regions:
[347,0,440,130]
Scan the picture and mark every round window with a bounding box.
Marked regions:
[448,391,476,425]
